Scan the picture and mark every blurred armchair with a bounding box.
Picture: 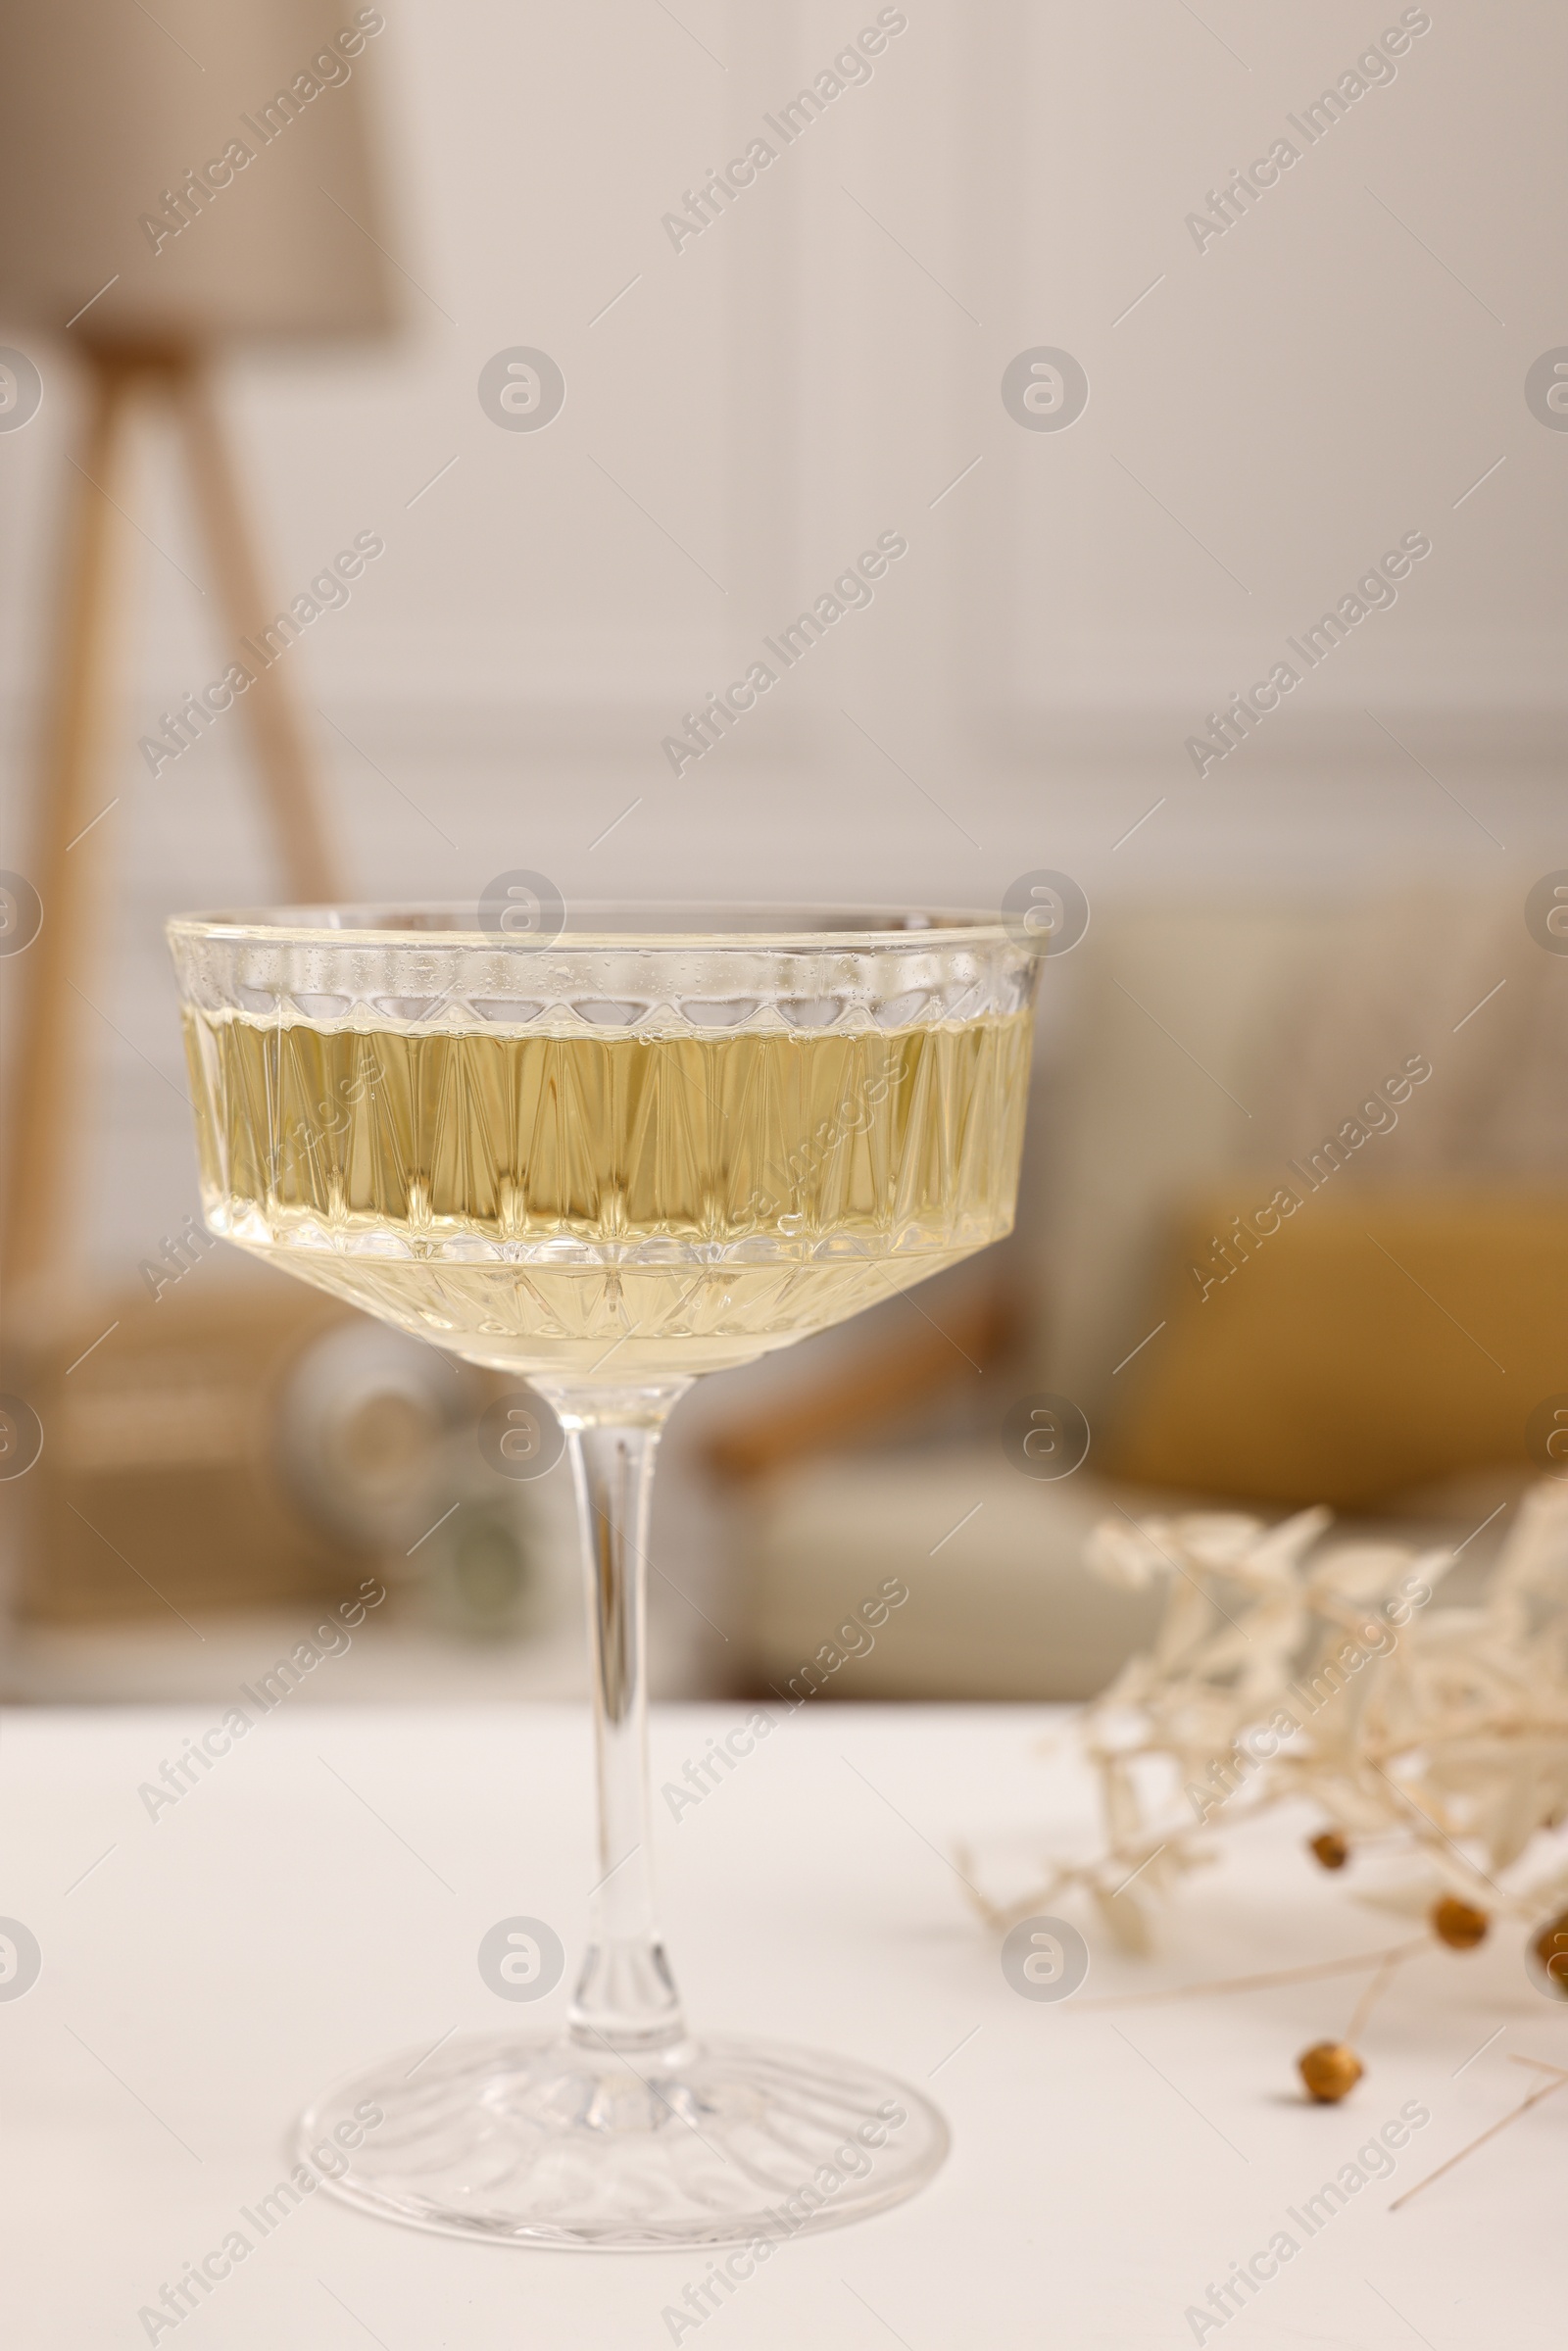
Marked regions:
[706,884,1568,1699]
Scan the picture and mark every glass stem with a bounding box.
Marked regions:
[545,1383,693,2063]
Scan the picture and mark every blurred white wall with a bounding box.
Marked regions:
[0,0,1564,1279]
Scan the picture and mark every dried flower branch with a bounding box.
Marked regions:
[969,1482,1568,1955]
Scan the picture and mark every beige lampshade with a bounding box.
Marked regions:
[0,0,397,341]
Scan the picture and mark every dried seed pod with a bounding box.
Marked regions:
[1298,2040,1363,2102]
[1527,1908,1568,1999]
[1309,1830,1349,1871]
[1432,1896,1489,1950]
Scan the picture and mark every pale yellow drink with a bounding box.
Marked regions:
[182,1008,1032,1377]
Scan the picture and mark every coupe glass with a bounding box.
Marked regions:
[167,903,1040,2249]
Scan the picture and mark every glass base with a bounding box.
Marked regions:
[299,2031,949,2250]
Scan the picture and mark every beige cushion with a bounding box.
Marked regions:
[1105,1188,1568,1509]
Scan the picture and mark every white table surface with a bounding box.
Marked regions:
[3,1702,1560,2347]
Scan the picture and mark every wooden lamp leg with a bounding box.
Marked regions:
[174,360,339,905]
[1,352,137,1302]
